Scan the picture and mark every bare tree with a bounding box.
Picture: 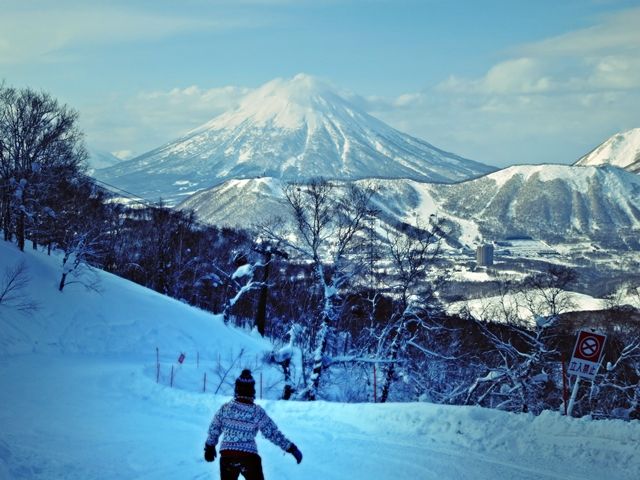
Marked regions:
[606,282,640,311]
[595,333,640,420]
[258,178,374,400]
[0,85,86,251]
[521,265,577,319]
[463,313,560,414]
[212,251,266,325]
[376,218,447,402]
[58,230,104,292]
[0,259,38,313]
[630,285,640,309]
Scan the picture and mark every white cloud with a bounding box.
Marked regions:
[0,4,246,64]
[438,58,555,95]
[365,6,640,167]
[367,83,639,168]
[519,7,640,58]
[484,58,554,94]
[128,85,251,133]
[437,7,640,96]
[81,84,252,156]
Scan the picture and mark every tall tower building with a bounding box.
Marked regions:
[476,244,494,267]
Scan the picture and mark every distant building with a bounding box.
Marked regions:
[493,238,558,258]
[476,244,494,267]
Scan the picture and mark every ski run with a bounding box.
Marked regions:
[1,241,639,480]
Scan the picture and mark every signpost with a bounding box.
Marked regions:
[566,330,606,416]
[567,330,606,380]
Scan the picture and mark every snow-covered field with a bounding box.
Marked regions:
[1,240,639,479]
[447,291,609,323]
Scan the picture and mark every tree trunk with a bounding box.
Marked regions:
[281,358,293,400]
[254,253,271,336]
[380,319,405,403]
[58,272,67,292]
[380,340,399,403]
[298,320,329,401]
[17,210,25,251]
[3,195,12,241]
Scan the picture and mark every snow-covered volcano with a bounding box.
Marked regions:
[96,74,494,203]
[574,128,640,173]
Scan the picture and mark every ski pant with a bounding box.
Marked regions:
[220,453,265,480]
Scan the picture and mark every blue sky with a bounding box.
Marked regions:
[2,0,640,167]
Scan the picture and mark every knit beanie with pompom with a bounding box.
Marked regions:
[234,369,256,400]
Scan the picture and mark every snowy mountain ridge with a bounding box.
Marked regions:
[180,164,640,250]
[95,74,494,204]
[484,163,619,190]
[426,164,640,248]
[87,148,124,172]
[574,128,640,173]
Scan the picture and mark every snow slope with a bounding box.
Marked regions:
[95,74,494,204]
[575,128,640,173]
[1,240,639,479]
[0,241,271,361]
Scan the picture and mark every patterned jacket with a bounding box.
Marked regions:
[206,400,292,454]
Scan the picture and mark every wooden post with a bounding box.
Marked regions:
[156,347,160,384]
[561,353,568,415]
[203,372,207,393]
[170,365,174,388]
[373,364,377,403]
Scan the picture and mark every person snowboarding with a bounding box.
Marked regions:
[204,369,303,480]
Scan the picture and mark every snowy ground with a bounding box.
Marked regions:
[447,291,608,323]
[1,240,639,479]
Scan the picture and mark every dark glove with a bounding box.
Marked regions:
[287,443,302,464]
[204,444,216,462]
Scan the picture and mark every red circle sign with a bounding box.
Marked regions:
[579,336,601,360]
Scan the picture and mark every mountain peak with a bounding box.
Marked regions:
[257,73,334,99]
[193,73,347,133]
[574,128,640,173]
[97,75,495,204]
